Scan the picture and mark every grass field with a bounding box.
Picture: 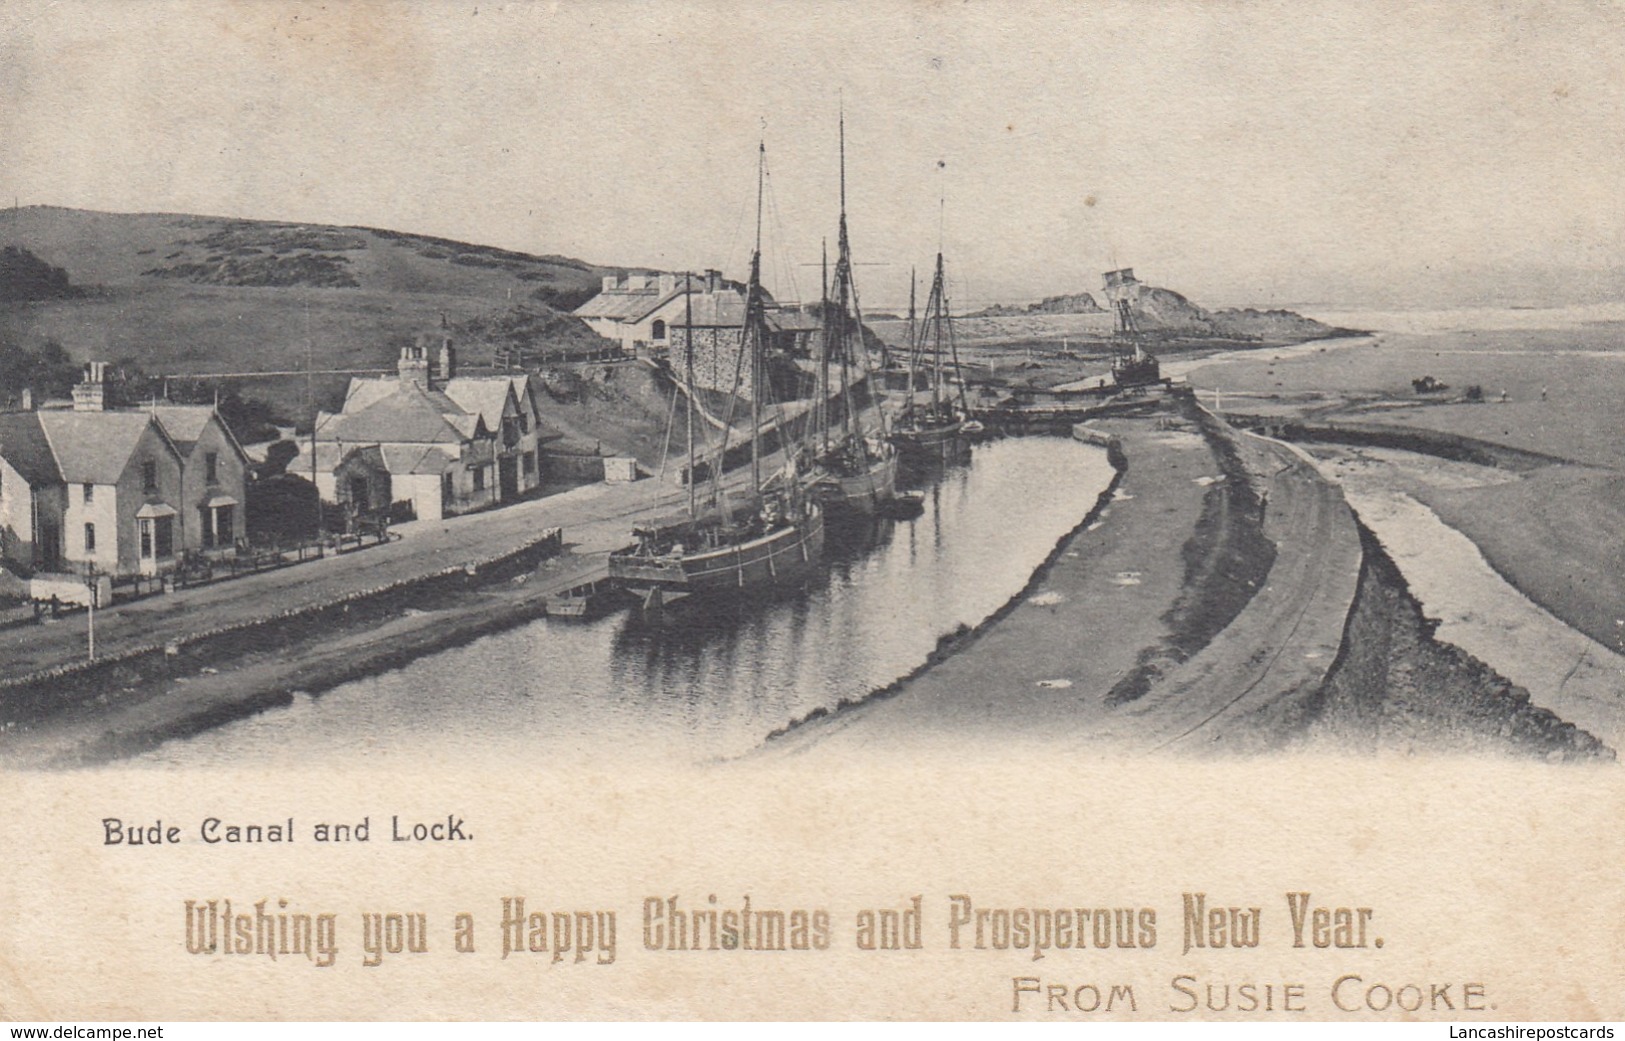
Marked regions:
[0,206,615,419]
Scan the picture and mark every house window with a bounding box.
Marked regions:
[200,506,215,548]
[142,460,157,493]
[215,504,233,544]
[521,452,535,477]
[652,319,667,341]
[83,483,94,504]
[472,465,486,492]
[83,523,95,553]
[442,472,454,503]
[205,452,219,484]
[140,517,174,558]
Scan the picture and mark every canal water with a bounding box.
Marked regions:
[136,436,1116,768]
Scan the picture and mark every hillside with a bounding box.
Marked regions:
[0,245,77,302]
[0,206,618,419]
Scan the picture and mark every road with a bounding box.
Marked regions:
[0,461,756,685]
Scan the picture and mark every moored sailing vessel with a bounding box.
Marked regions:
[804,113,899,516]
[893,245,974,451]
[609,143,824,607]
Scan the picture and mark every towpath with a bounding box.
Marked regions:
[1093,430,1362,753]
[0,470,708,684]
[766,417,1220,756]
[769,414,1363,758]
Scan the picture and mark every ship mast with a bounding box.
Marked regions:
[749,141,765,496]
[707,142,770,511]
[930,251,945,411]
[684,271,697,519]
[904,266,917,413]
[818,238,830,453]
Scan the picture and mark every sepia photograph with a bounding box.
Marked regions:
[0,0,1621,1024]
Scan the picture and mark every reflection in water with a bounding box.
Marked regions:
[136,437,1114,768]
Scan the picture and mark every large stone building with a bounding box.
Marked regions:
[572,271,713,356]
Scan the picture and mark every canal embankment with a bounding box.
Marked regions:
[765,402,1229,754]
[0,534,604,767]
[777,395,1613,761]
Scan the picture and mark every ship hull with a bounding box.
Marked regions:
[893,419,963,451]
[812,448,899,515]
[609,505,825,597]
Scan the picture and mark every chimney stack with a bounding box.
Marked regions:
[397,344,431,387]
[439,313,457,382]
[658,272,677,295]
[19,388,32,411]
[706,269,721,293]
[72,362,107,412]
[602,275,618,293]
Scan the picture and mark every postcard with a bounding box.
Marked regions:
[0,0,1621,1022]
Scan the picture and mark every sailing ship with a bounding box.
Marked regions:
[608,144,824,608]
[804,113,899,516]
[893,247,976,450]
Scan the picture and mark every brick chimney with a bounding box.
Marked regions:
[602,275,618,293]
[706,269,721,293]
[658,272,677,295]
[72,362,107,412]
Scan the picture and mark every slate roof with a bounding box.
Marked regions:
[379,444,454,476]
[341,377,401,415]
[573,287,664,321]
[574,274,715,322]
[318,381,486,446]
[35,410,176,484]
[147,404,214,449]
[303,441,387,474]
[0,413,62,486]
[441,378,515,431]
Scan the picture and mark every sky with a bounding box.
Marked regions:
[3,0,1623,310]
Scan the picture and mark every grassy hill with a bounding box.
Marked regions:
[0,206,617,420]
